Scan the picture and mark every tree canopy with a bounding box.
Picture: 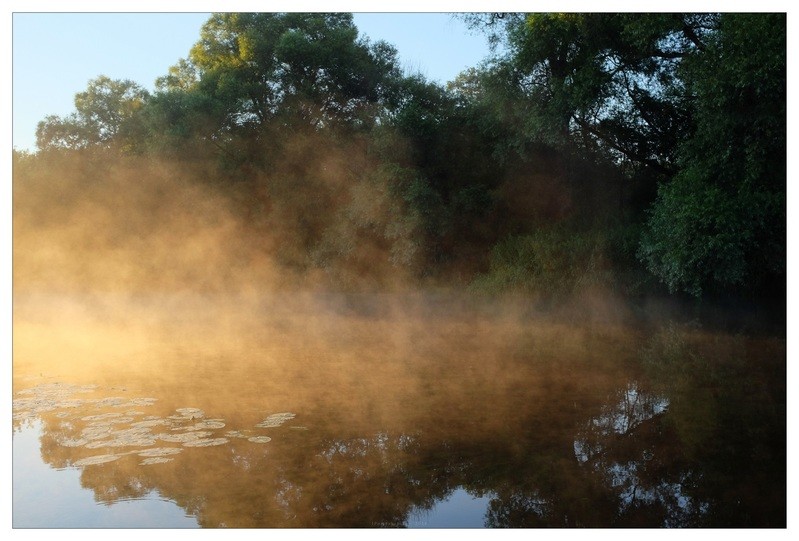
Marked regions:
[464,12,785,297]
[36,76,149,152]
[25,12,786,301]
[163,13,402,133]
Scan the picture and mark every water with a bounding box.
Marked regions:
[13,420,199,528]
[12,293,786,528]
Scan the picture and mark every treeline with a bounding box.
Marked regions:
[16,13,786,302]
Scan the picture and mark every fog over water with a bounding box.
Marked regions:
[12,149,786,527]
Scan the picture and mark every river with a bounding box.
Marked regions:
[12,291,786,527]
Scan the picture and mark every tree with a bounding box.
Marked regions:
[467,13,786,299]
[639,14,785,297]
[165,13,403,136]
[464,13,714,174]
[36,76,149,152]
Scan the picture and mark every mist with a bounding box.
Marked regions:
[12,11,786,528]
[12,133,645,430]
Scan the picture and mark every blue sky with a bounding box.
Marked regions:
[11,11,495,152]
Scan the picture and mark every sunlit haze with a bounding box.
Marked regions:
[5,2,791,531]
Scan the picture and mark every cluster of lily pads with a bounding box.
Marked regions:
[13,382,300,468]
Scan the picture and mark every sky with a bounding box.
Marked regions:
[10,10,496,152]
[8,1,791,152]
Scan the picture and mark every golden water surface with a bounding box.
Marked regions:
[12,292,786,527]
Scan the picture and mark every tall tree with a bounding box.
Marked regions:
[639,13,786,297]
[160,13,403,136]
[468,12,786,299]
[464,13,715,174]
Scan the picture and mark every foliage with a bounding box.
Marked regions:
[464,13,709,172]
[467,12,785,299]
[23,12,786,304]
[470,228,616,298]
[639,14,785,297]
[180,13,402,132]
[36,76,149,152]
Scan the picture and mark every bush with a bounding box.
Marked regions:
[470,227,616,298]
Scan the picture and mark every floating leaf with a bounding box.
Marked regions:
[81,413,124,421]
[141,457,173,465]
[60,438,90,448]
[131,419,167,428]
[137,447,183,457]
[160,431,213,443]
[85,435,157,448]
[175,408,204,418]
[129,398,158,406]
[73,454,123,467]
[183,438,229,447]
[255,412,296,428]
[193,420,226,430]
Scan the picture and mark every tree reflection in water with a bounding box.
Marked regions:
[13,306,785,528]
[572,382,707,527]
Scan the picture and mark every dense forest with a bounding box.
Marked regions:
[13,13,787,313]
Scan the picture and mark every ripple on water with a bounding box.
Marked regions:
[129,398,158,406]
[94,398,128,408]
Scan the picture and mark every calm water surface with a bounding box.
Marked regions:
[12,293,786,527]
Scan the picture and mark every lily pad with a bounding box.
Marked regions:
[255,412,296,428]
[131,419,167,428]
[137,447,183,457]
[193,420,226,430]
[73,454,123,467]
[81,413,124,422]
[160,431,213,443]
[60,438,90,448]
[85,435,157,448]
[141,457,173,465]
[129,398,158,406]
[183,438,229,447]
[175,408,204,419]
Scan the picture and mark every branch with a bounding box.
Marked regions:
[651,49,688,60]
[573,116,675,176]
[674,14,707,51]
[205,132,235,158]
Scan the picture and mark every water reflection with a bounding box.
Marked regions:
[572,382,707,527]
[12,420,200,528]
[12,295,785,527]
[407,488,492,528]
